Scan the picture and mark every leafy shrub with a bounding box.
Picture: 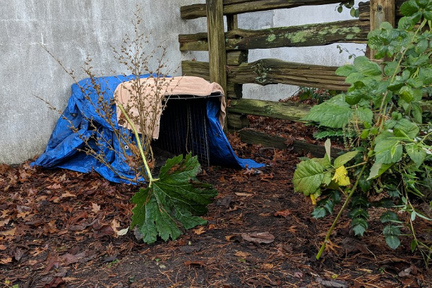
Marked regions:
[41,8,217,244]
[293,0,432,263]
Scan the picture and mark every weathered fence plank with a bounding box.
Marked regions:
[228,59,350,90]
[226,51,248,66]
[181,61,210,80]
[182,59,350,91]
[179,20,369,51]
[181,0,344,19]
[227,99,310,121]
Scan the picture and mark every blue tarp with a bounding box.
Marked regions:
[32,75,264,183]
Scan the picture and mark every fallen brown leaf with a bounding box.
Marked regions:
[193,226,206,235]
[0,256,13,264]
[60,191,76,198]
[234,251,251,258]
[91,203,101,213]
[47,183,62,190]
[274,209,291,218]
[0,228,16,237]
[262,263,274,270]
[241,232,275,244]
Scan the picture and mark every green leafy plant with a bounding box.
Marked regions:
[293,0,432,263]
[40,7,217,244]
[118,105,217,244]
[294,86,336,104]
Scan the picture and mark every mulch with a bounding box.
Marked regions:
[1,117,431,288]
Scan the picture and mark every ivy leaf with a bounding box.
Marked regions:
[386,235,401,249]
[131,153,217,244]
[380,211,400,223]
[292,159,325,196]
[312,206,327,219]
[383,225,402,249]
[351,217,368,236]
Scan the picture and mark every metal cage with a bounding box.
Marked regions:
[152,94,222,167]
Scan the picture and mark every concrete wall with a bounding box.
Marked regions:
[0,0,206,164]
[0,1,365,164]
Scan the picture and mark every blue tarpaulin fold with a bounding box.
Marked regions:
[32,75,264,183]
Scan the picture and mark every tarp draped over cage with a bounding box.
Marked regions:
[32,75,264,183]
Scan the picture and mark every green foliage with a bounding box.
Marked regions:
[41,7,218,248]
[294,86,336,104]
[293,139,358,202]
[131,153,217,244]
[312,190,341,219]
[337,1,359,18]
[293,0,432,262]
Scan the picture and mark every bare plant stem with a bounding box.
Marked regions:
[117,103,157,185]
[316,158,368,259]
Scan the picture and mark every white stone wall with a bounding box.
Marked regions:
[0,0,206,164]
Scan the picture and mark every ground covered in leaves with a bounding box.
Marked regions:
[1,118,431,288]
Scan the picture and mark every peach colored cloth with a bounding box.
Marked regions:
[115,76,225,139]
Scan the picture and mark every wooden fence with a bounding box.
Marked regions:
[179,0,405,130]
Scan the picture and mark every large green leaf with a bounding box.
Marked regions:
[367,162,394,180]
[374,132,404,164]
[393,118,419,139]
[334,151,359,168]
[131,153,217,244]
[335,64,355,77]
[400,0,420,16]
[353,56,382,77]
[353,107,373,124]
[302,96,352,128]
[293,159,325,196]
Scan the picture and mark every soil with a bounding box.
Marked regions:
[1,117,431,288]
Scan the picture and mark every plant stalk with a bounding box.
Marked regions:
[117,103,157,185]
[316,158,368,259]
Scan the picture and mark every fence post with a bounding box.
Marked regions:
[206,0,227,94]
[369,0,396,59]
[225,13,250,129]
